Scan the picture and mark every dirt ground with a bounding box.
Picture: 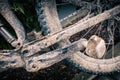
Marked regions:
[0,60,119,80]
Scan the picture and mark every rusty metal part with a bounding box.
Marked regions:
[0,0,26,47]
[22,5,120,57]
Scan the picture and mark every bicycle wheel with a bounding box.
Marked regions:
[36,0,120,74]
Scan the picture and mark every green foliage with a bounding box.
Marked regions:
[11,0,39,32]
[12,2,25,14]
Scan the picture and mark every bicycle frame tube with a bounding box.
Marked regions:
[0,4,120,73]
[0,0,26,47]
[22,5,120,57]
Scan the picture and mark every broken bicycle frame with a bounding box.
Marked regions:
[0,0,120,73]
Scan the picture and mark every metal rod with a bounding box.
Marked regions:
[0,27,15,43]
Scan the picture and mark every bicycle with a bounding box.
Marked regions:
[0,0,120,74]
